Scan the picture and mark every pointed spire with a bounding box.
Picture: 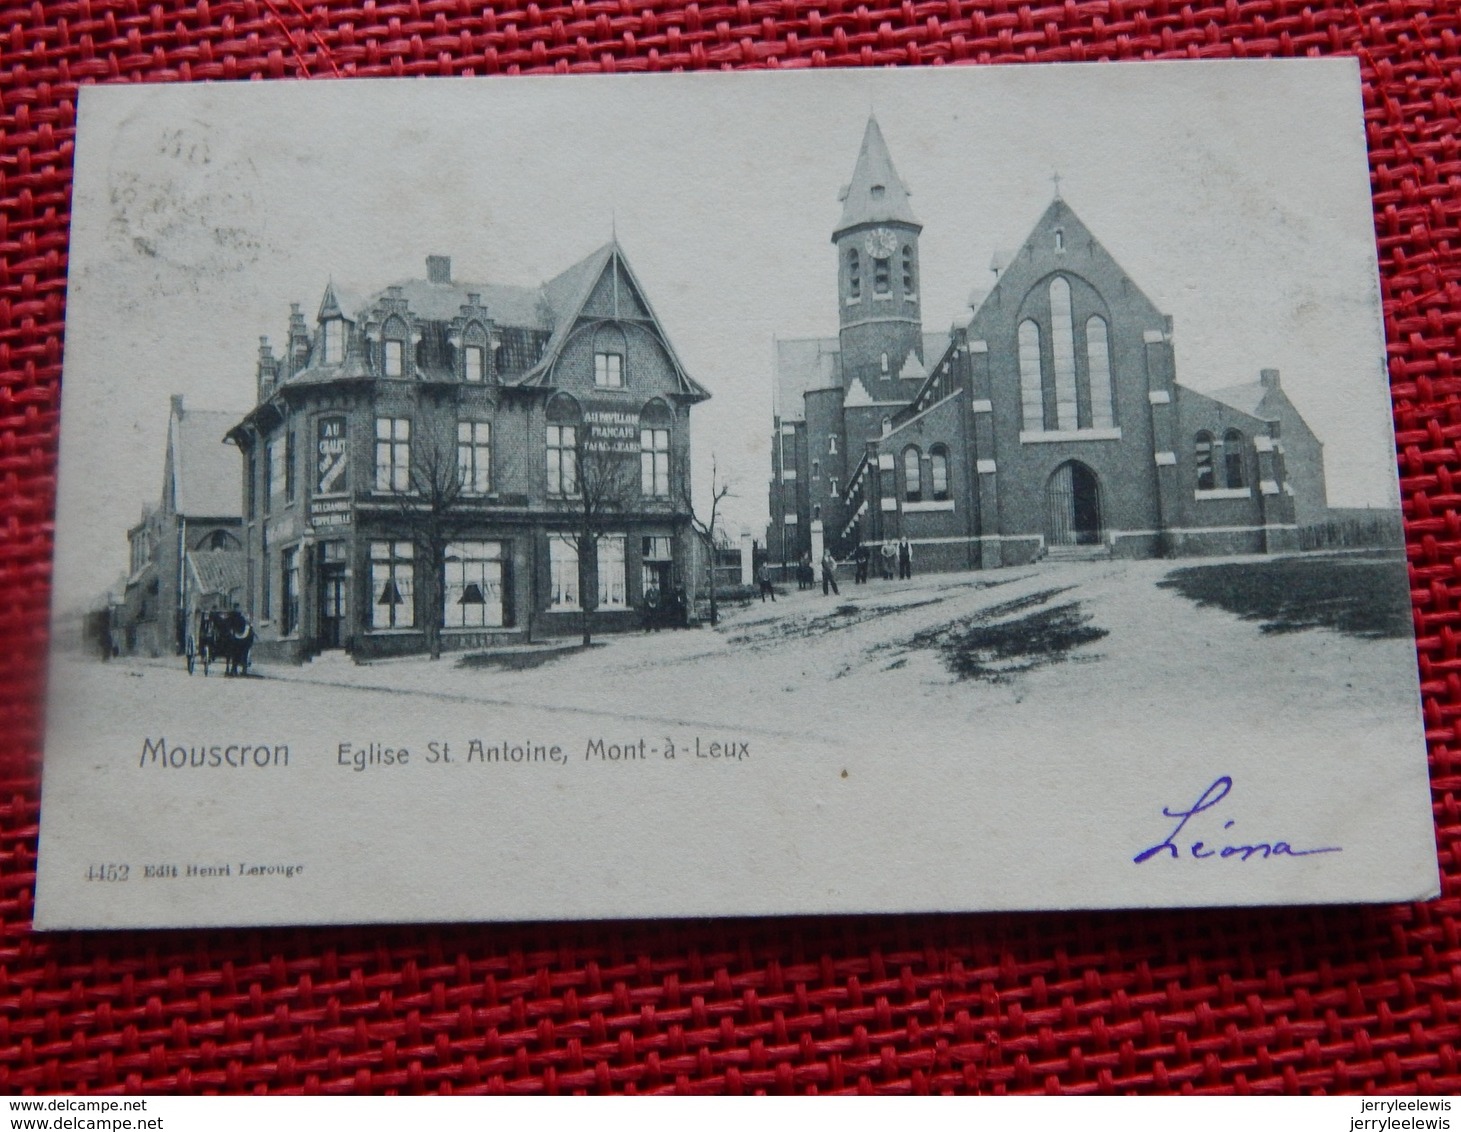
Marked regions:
[318,278,343,321]
[834,116,919,238]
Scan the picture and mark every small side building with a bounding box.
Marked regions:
[117,396,245,657]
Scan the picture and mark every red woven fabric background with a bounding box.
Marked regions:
[3,0,1461,1096]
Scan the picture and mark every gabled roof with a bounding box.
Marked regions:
[835,116,919,236]
[169,406,244,519]
[1206,380,1276,420]
[967,196,1166,348]
[187,548,246,600]
[519,241,709,401]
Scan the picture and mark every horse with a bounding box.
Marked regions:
[202,610,254,677]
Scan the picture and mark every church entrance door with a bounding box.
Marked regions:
[1044,461,1102,546]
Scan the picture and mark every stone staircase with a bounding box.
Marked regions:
[1043,542,1113,563]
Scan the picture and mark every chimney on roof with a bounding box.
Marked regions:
[1260,368,1280,389]
[257,336,277,394]
[171,394,185,419]
[426,255,451,284]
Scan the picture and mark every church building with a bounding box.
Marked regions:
[768,118,1327,573]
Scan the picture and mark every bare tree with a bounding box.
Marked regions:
[387,415,465,661]
[559,423,637,647]
[681,454,734,626]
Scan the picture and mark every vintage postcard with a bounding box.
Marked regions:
[36,61,1438,928]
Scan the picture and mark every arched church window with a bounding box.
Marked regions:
[874,256,891,295]
[904,447,922,502]
[828,435,838,455]
[1223,429,1245,489]
[829,477,839,499]
[930,446,950,501]
[1018,320,1043,432]
[814,504,822,521]
[847,249,861,301]
[1049,278,1078,430]
[1055,228,1065,252]
[812,460,821,479]
[902,245,916,296]
[880,352,889,374]
[1195,432,1215,491]
[1086,316,1114,429]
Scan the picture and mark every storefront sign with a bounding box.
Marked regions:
[310,498,351,528]
[317,416,348,494]
[582,409,639,455]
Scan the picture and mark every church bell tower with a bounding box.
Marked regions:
[833,116,925,397]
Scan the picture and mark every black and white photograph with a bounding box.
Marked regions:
[37,61,1438,928]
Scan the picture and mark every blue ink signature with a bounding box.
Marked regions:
[1134,776,1342,864]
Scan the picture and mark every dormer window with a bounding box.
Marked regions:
[384,339,405,377]
[464,345,484,383]
[322,319,344,365]
[870,184,886,199]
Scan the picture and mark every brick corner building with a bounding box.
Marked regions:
[227,245,710,663]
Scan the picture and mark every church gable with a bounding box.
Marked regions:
[969,198,1166,343]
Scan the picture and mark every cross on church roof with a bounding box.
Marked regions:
[1051,171,1062,200]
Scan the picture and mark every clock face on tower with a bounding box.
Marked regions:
[863,228,898,259]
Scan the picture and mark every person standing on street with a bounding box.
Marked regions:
[821,549,840,596]
[757,561,776,602]
[854,542,870,584]
[898,535,913,580]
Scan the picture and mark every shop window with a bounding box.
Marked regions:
[282,548,300,636]
[549,537,580,610]
[598,536,627,608]
[444,541,506,629]
[370,540,414,629]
